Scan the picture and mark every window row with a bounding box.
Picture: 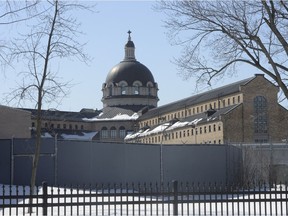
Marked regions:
[32,122,84,130]
[141,95,242,128]
[134,123,222,143]
[100,126,126,139]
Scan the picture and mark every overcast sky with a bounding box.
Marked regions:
[0,1,259,112]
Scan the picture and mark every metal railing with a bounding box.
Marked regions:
[1,181,288,215]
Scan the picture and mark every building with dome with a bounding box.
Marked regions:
[102,31,158,111]
[4,31,288,145]
[18,31,159,142]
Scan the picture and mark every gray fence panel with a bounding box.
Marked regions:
[163,145,228,183]
[13,138,55,155]
[1,138,243,186]
[0,140,11,184]
[124,143,160,183]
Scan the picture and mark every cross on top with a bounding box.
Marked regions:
[128,30,132,40]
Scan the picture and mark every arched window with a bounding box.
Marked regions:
[108,85,113,96]
[147,82,154,96]
[119,81,128,95]
[121,85,126,95]
[101,127,109,139]
[119,126,126,138]
[254,96,268,134]
[110,126,117,138]
[133,81,142,95]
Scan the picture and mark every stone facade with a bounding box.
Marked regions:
[125,74,288,144]
[0,106,31,139]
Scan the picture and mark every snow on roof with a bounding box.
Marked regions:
[83,112,139,122]
[41,132,53,138]
[125,117,207,141]
[61,131,98,141]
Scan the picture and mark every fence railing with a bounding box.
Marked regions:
[1,181,288,215]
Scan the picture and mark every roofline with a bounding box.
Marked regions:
[138,75,256,120]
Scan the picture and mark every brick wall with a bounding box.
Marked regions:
[0,106,31,139]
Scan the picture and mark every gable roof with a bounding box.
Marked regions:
[138,76,255,120]
[125,104,241,140]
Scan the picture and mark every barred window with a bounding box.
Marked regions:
[254,96,268,134]
[101,127,109,139]
[110,127,117,138]
[119,126,126,138]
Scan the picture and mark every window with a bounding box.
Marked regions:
[148,85,151,95]
[75,125,78,130]
[254,96,268,134]
[108,85,113,96]
[218,124,221,131]
[110,127,117,138]
[119,82,128,95]
[63,124,66,129]
[119,126,126,138]
[209,125,211,133]
[57,124,60,129]
[133,81,142,95]
[81,125,84,130]
[101,127,108,138]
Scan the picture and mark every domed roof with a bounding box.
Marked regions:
[105,31,155,86]
[105,60,155,86]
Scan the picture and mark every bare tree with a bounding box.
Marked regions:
[6,0,91,210]
[158,0,288,101]
[0,1,40,65]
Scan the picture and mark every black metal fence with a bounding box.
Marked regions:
[1,181,288,215]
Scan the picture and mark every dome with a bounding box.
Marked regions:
[102,31,159,110]
[105,60,155,86]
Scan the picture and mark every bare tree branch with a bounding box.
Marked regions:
[157,0,288,101]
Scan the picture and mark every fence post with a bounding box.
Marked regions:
[173,180,178,216]
[42,181,48,216]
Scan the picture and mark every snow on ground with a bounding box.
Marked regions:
[1,184,287,215]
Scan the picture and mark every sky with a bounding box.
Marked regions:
[0,1,258,112]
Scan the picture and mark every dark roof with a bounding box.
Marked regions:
[22,108,100,122]
[125,40,135,48]
[183,104,241,125]
[105,60,155,86]
[138,76,255,120]
[96,106,136,120]
[127,104,241,140]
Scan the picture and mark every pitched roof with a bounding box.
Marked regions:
[22,108,100,122]
[138,76,255,120]
[125,104,241,140]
